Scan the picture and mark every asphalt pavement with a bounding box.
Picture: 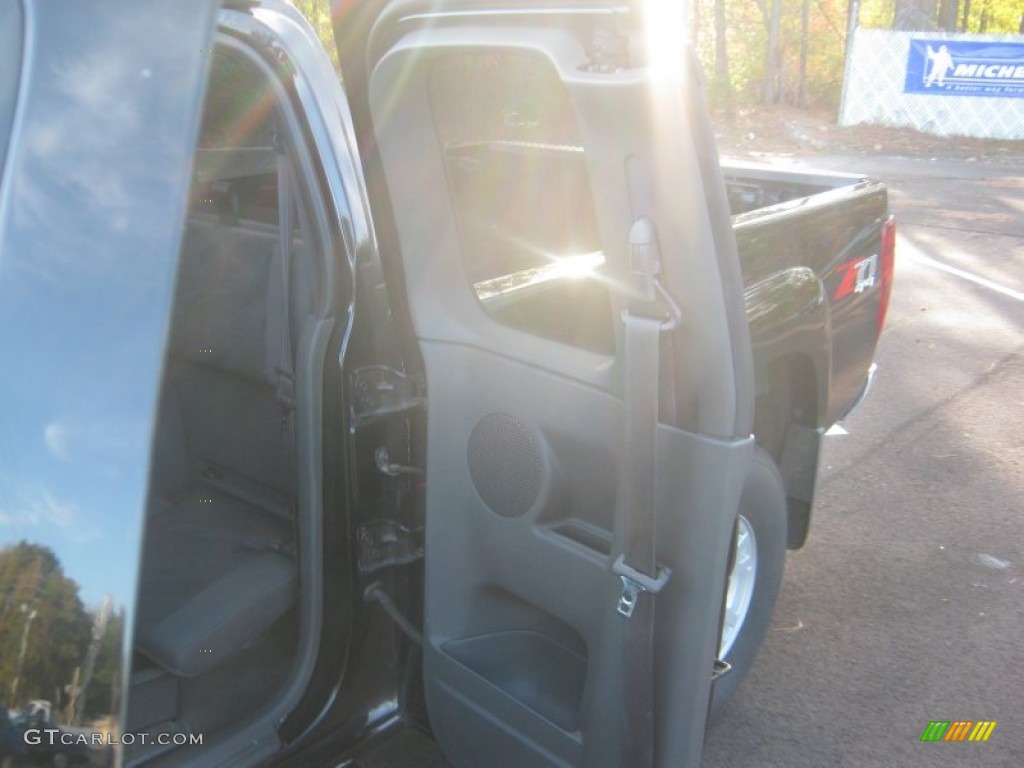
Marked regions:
[703,153,1024,767]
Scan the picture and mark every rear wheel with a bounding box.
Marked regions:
[708,447,788,718]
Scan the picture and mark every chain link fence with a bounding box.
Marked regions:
[840,28,1024,140]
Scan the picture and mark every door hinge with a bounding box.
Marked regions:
[357,519,424,574]
[351,365,425,425]
[374,446,422,478]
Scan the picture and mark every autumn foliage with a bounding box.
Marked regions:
[693,0,1023,111]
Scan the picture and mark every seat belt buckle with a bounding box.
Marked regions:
[711,659,732,681]
[616,576,644,618]
[612,554,671,618]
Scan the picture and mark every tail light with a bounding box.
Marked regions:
[876,216,896,339]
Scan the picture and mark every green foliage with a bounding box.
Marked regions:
[291,0,341,73]
[861,0,1021,31]
[698,0,1021,110]
[695,0,850,109]
[861,0,896,27]
[80,609,124,722]
[955,0,1020,32]
[0,542,90,712]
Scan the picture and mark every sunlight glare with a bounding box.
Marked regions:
[643,0,687,77]
[552,251,606,280]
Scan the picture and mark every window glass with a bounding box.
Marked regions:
[429,53,614,355]
[198,49,276,149]
[192,48,280,226]
[130,39,306,752]
[0,2,24,178]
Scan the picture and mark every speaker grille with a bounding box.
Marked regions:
[467,413,543,518]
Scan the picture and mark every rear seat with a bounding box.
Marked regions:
[136,212,304,680]
[135,486,294,677]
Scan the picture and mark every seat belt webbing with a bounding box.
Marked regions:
[613,217,676,768]
[275,146,295,409]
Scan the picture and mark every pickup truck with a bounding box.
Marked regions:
[0,1,893,767]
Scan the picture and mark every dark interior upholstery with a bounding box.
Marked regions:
[127,44,320,760]
[136,485,294,677]
[134,209,304,701]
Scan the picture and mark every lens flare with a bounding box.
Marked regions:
[643,0,687,77]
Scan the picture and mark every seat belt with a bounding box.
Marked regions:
[274,136,299,536]
[274,142,295,412]
[613,217,679,768]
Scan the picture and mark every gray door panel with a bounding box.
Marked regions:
[368,10,754,766]
[419,342,752,766]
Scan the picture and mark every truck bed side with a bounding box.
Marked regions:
[724,162,890,546]
[726,163,889,429]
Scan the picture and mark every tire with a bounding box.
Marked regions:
[708,447,788,719]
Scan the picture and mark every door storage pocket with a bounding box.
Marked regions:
[444,629,586,732]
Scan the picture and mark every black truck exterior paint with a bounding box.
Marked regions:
[728,165,892,546]
[0,1,892,766]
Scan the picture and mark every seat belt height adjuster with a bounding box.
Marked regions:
[612,554,671,618]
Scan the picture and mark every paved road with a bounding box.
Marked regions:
[704,154,1024,767]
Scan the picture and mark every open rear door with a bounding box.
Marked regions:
[351,2,756,765]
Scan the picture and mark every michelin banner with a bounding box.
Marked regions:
[905,39,1024,97]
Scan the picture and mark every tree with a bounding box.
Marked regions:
[0,542,90,712]
[714,0,737,116]
[938,0,960,27]
[961,0,973,30]
[893,0,938,28]
[79,607,124,722]
[292,0,341,73]
[696,0,1023,110]
[760,0,785,103]
[798,0,811,108]
[861,0,1023,32]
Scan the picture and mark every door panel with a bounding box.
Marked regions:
[366,8,754,766]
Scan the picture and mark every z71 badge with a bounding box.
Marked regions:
[834,253,878,300]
